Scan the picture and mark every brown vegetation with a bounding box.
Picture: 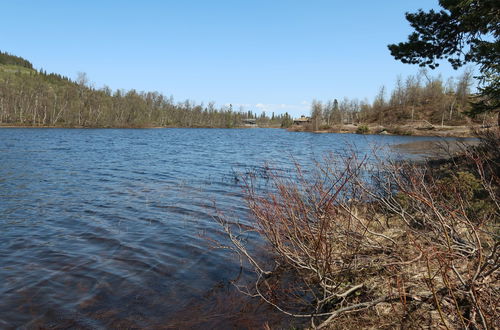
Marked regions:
[295,69,498,136]
[0,52,289,128]
[213,130,499,329]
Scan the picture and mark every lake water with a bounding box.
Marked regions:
[0,128,468,328]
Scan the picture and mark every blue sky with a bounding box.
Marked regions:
[1,0,466,117]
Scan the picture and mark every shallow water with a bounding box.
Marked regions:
[0,128,468,328]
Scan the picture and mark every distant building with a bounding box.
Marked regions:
[293,115,311,125]
[242,118,257,126]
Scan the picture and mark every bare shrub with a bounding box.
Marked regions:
[213,136,499,329]
[372,150,499,328]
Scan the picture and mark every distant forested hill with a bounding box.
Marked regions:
[0,51,289,128]
[0,51,33,69]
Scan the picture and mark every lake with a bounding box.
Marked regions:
[0,128,471,328]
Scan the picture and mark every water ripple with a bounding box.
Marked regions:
[0,128,465,327]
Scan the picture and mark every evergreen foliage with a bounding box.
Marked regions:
[388,0,499,120]
[0,51,33,69]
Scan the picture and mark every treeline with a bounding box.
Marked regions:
[0,51,34,69]
[1,51,487,129]
[308,69,480,130]
[0,52,290,128]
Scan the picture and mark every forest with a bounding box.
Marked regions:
[0,51,492,130]
[0,51,290,128]
[307,68,476,130]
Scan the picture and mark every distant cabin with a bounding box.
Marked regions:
[242,118,257,126]
[293,115,311,125]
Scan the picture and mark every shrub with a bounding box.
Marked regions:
[356,125,369,134]
[213,135,499,328]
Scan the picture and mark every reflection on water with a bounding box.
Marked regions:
[0,128,458,328]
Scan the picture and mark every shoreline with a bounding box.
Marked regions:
[0,123,492,138]
[0,124,255,129]
[0,124,282,130]
[287,123,491,138]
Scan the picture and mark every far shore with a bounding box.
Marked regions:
[287,123,491,138]
[0,125,169,129]
[1,123,493,138]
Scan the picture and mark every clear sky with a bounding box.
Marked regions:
[1,0,466,117]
